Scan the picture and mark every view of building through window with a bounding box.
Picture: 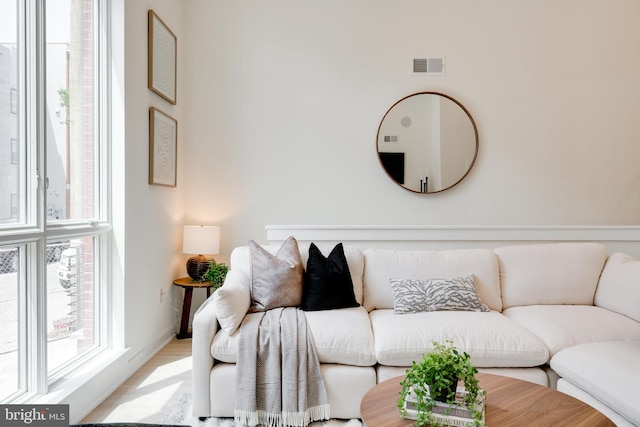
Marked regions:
[0,0,23,400]
[46,0,96,222]
[0,1,19,224]
[0,0,105,401]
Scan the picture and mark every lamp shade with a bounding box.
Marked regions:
[183,225,220,255]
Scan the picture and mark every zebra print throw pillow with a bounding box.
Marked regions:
[390,275,490,314]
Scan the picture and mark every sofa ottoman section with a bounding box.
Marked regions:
[551,342,640,426]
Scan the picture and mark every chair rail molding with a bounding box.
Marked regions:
[265,225,640,258]
[266,225,640,243]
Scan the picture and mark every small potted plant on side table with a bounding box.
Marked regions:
[200,260,229,292]
[397,340,485,427]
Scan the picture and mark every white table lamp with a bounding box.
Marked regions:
[183,225,220,281]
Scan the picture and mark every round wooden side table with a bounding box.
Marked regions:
[173,277,213,340]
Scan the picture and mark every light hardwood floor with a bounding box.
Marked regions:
[81,338,193,424]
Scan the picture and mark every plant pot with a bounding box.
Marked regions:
[431,379,458,403]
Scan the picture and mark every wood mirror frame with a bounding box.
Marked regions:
[376,92,478,194]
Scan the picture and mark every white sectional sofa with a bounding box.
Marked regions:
[192,242,640,426]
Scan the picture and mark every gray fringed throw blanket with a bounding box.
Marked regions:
[235,307,330,427]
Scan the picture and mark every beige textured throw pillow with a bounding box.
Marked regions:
[249,236,304,311]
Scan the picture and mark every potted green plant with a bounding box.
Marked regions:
[200,260,229,292]
[397,340,484,427]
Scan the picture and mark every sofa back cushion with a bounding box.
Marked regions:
[230,242,365,305]
[362,249,501,312]
[595,252,640,323]
[496,242,608,309]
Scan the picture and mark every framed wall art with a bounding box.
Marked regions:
[149,107,177,187]
[148,10,177,104]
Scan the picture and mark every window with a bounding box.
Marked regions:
[0,0,111,401]
[10,139,17,164]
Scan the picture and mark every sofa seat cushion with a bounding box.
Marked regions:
[551,341,640,425]
[503,305,640,357]
[210,306,376,366]
[370,309,548,367]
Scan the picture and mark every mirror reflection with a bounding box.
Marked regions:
[377,92,478,193]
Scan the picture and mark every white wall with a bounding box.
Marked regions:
[121,0,185,357]
[183,0,640,256]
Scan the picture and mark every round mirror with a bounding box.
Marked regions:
[376,92,478,193]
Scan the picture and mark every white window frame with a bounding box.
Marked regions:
[0,0,112,401]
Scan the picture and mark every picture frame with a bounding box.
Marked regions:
[148,10,177,105]
[149,107,177,187]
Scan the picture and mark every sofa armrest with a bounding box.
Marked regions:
[192,294,220,416]
[595,252,640,323]
[192,269,250,416]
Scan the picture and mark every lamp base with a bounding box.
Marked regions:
[186,255,212,281]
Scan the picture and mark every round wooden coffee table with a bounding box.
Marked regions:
[360,373,615,426]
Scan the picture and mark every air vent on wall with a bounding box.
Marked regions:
[383,136,398,143]
[412,57,445,75]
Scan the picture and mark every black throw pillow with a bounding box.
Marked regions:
[302,242,360,311]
